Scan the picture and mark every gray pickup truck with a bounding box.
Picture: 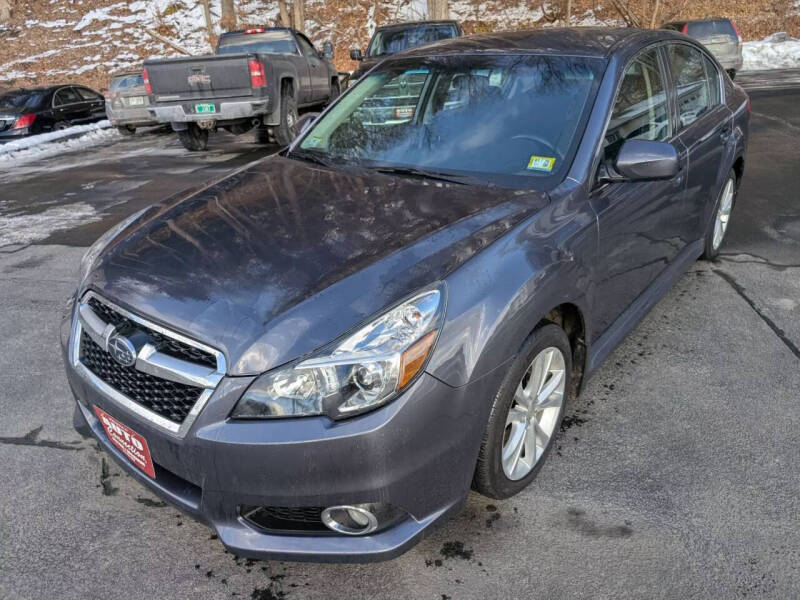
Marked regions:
[143,27,339,150]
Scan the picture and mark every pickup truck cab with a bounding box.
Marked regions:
[144,27,339,150]
[348,20,462,85]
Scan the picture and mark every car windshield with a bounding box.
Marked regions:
[295,54,604,188]
[0,90,45,112]
[217,31,297,55]
[366,24,459,57]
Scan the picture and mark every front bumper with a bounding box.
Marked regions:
[64,306,501,562]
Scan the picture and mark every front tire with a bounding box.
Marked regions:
[176,123,208,151]
[701,168,737,260]
[117,125,136,136]
[273,87,298,147]
[473,323,572,499]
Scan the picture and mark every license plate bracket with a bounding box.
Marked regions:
[94,406,156,478]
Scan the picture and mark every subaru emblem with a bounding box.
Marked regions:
[108,333,137,367]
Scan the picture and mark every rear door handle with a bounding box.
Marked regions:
[720,128,731,142]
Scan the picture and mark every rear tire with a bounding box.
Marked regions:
[701,168,737,260]
[53,121,70,131]
[177,123,208,151]
[273,86,298,147]
[473,323,572,499]
[117,125,136,136]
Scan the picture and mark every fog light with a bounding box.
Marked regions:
[321,504,381,535]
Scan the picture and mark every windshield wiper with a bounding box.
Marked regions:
[288,149,337,168]
[372,166,470,185]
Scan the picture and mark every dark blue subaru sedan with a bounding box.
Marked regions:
[63,27,748,562]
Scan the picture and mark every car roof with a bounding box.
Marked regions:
[398,27,685,59]
[664,17,732,25]
[375,20,459,32]
[220,27,294,36]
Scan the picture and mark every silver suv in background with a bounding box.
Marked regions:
[105,71,156,135]
[662,18,743,77]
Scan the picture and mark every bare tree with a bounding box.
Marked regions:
[292,0,305,32]
[565,0,572,25]
[649,0,660,28]
[199,0,214,49]
[0,0,12,23]
[277,0,291,27]
[426,0,449,20]
[220,0,236,31]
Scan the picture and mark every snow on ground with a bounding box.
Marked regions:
[0,202,100,246]
[0,121,119,168]
[743,33,800,70]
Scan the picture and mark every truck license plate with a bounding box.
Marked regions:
[195,103,216,114]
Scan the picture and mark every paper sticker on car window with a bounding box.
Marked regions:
[527,155,556,172]
[306,135,323,148]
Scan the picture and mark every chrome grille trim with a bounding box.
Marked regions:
[69,291,227,438]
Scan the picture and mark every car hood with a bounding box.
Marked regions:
[86,156,549,375]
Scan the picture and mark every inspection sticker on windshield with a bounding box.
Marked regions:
[527,155,556,172]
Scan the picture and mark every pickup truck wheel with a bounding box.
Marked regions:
[274,89,298,147]
[117,126,136,136]
[177,123,208,151]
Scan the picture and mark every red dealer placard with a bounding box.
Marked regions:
[94,406,156,479]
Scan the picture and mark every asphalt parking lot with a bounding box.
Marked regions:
[1,82,799,599]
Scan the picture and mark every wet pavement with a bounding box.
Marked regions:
[0,82,799,599]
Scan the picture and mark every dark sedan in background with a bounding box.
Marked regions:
[63,27,748,562]
[0,84,106,141]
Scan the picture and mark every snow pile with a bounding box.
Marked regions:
[0,202,100,247]
[0,121,119,168]
[743,32,800,70]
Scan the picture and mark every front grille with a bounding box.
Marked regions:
[80,332,203,423]
[87,297,216,368]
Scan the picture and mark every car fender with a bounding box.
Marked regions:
[428,183,597,389]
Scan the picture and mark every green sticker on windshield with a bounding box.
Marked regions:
[527,155,556,172]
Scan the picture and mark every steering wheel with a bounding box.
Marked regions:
[510,134,556,154]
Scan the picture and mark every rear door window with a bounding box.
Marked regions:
[667,44,711,128]
[75,87,102,101]
[604,48,671,161]
[54,87,81,106]
[703,55,721,105]
[296,35,317,57]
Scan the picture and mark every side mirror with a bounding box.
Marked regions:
[607,139,679,181]
[349,48,363,61]
[295,112,319,138]
[322,41,334,59]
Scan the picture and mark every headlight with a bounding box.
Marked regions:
[78,207,149,284]
[232,285,445,420]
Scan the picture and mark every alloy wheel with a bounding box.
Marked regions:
[501,346,566,480]
[712,177,735,250]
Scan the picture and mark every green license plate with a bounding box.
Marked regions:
[195,103,215,114]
